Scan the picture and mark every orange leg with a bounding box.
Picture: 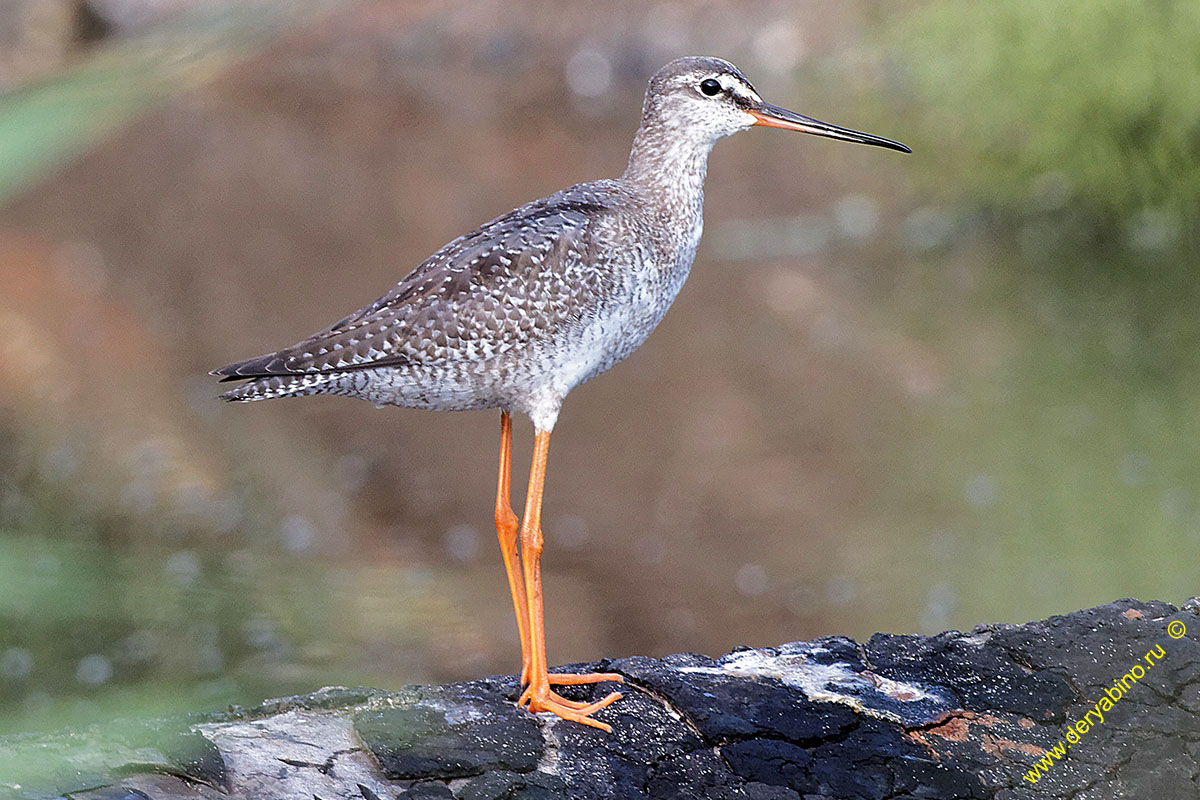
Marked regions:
[497,413,621,694]
[515,429,624,731]
[495,411,533,684]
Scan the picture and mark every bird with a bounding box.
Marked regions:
[213,56,909,732]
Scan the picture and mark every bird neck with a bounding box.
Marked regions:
[621,123,715,222]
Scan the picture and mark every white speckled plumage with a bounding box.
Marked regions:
[214,56,907,432]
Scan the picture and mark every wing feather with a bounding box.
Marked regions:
[213,183,626,382]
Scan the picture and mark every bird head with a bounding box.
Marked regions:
[641,56,910,153]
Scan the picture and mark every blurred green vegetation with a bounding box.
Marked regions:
[856,0,1200,634]
[891,0,1200,245]
[0,60,168,206]
[0,426,340,735]
[0,2,352,741]
[0,1,319,204]
[870,246,1200,632]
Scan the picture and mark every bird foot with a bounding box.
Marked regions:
[549,670,625,686]
[521,682,624,732]
[518,666,624,690]
[518,671,624,706]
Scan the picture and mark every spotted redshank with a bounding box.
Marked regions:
[214,56,909,731]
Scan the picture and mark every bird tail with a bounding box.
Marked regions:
[212,348,337,403]
[216,373,337,402]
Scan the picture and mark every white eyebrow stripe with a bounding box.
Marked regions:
[718,76,761,103]
[731,85,761,104]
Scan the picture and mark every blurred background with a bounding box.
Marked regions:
[0,0,1197,735]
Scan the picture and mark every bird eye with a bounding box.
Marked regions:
[699,78,722,96]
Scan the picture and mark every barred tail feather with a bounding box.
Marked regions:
[219,373,338,402]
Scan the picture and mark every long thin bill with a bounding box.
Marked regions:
[749,103,911,153]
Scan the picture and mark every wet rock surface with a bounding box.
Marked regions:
[2,599,1197,799]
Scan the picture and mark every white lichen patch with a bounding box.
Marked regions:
[440,702,488,726]
[679,646,949,725]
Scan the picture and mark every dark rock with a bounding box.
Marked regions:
[354,684,543,780]
[722,739,812,788]
[1,598,1197,800]
[152,727,228,790]
[454,770,527,800]
[864,629,1077,721]
[70,790,152,800]
[399,782,455,799]
[646,748,770,799]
